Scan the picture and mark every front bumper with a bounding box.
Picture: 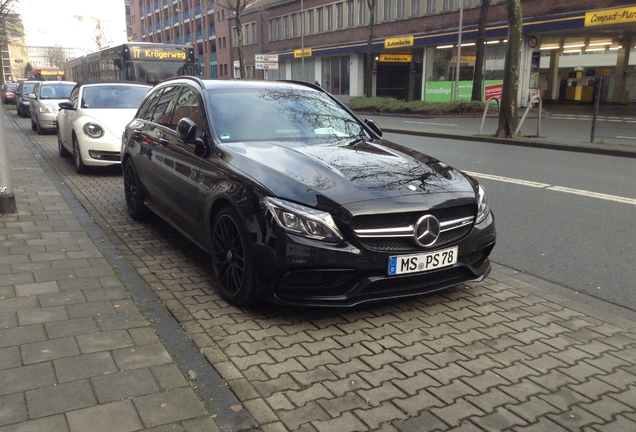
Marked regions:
[250,212,496,307]
[78,136,123,167]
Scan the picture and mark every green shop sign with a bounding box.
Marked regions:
[425,80,504,102]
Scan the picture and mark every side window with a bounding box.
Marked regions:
[70,88,80,108]
[137,88,163,121]
[151,85,181,128]
[172,86,203,130]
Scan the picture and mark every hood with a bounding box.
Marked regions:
[78,108,138,138]
[219,138,477,212]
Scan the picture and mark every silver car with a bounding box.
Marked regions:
[29,81,75,135]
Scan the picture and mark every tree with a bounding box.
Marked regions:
[216,0,248,79]
[43,46,67,68]
[24,61,32,77]
[471,0,490,101]
[364,0,377,97]
[0,0,21,84]
[496,0,522,138]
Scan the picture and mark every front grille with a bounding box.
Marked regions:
[350,205,475,252]
[358,225,472,252]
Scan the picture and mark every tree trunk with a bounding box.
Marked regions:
[496,0,522,138]
[235,1,247,79]
[364,0,376,97]
[471,0,490,101]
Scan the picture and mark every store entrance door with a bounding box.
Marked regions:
[376,64,409,100]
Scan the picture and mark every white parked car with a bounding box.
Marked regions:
[29,81,76,135]
[57,81,151,174]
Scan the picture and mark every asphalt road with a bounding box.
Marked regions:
[386,132,636,312]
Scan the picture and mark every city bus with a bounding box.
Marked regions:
[63,43,198,85]
[26,67,65,81]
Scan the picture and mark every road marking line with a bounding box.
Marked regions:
[403,120,459,127]
[465,171,636,206]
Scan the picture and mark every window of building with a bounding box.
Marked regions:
[384,0,392,21]
[397,0,406,18]
[307,9,315,34]
[279,15,286,39]
[326,5,333,31]
[410,0,420,16]
[317,7,324,32]
[347,0,354,27]
[291,13,297,37]
[269,17,279,40]
[358,0,366,25]
[321,55,350,95]
[336,3,344,29]
[442,0,454,11]
[426,0,436,13]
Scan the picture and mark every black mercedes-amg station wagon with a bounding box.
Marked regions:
[121,77,496,307]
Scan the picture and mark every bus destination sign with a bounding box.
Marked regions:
[130,47,188,61]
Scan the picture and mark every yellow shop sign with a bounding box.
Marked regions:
[585,6,636,26]
[384,36,414,49]
[379,54,412,63]
[294,48,312,58]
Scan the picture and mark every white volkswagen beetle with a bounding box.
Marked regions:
[57,81,151,174]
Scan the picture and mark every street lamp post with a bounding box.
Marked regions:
[454,0,464,101]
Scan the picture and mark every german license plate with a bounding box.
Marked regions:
[388,247,458,276]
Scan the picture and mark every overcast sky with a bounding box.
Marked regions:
[16,0,127,51]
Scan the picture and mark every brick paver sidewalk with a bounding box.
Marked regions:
[0,110,257,432]
[3,109,636,432]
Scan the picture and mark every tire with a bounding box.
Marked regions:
[31,118,36,131]
[211,206,256,306]
[123,159,149,221]
[73,136,87,174]
[58,129,70,157]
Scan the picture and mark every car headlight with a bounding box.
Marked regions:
[263,197,343,242]
[38,103,53,113]
[475,184,490,224]
[83,123,105,139]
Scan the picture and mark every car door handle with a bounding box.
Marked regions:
[159,138,170,147]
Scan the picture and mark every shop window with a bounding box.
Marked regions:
[321,55,350,95]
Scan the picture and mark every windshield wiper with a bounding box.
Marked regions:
[346,122,367,146]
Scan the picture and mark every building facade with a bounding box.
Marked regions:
[130,0,636,105]
[0,14,29,83]
[27,46,76,69]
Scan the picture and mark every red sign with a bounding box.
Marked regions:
[485,83,503,101]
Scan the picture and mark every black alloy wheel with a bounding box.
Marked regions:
[211,206,255,306]
[123,159,148,220]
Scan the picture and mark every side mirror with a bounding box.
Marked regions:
[177,118,211,158]
[58,101,75,110]
[28,93,36,100]
[364,118,383,137]
[177,117,197,142]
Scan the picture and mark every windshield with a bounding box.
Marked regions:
[82,85,150,109]
[209,87,365,143]
[22,83,37,93]
[39,83,75,100]
[5,83,17,91]
[129,60,194,85]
